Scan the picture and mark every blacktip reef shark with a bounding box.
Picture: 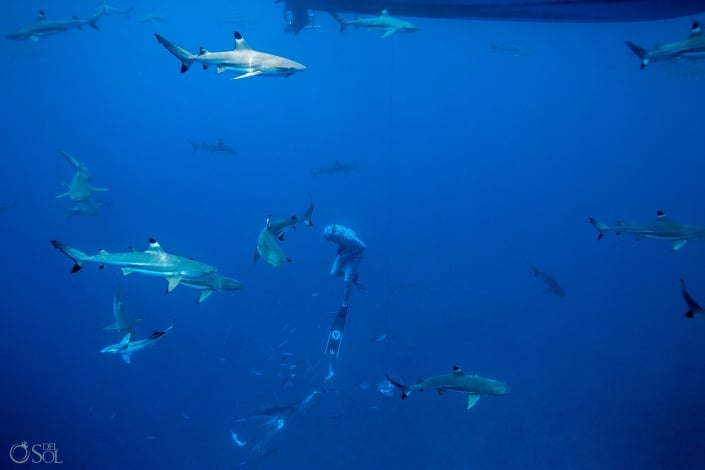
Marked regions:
[103,282,140,338]
[680,278,704,318]
[6,10,105,42]
[386,366,510,410]
[589,211,705,251]
[254,194,314,267]
[95,5,135,17]
[50,238,218,294]
[101,321,174,364]
[154,31,306,79]
[385,366,509,410]
[191,138,238,155]
[528,263,566,298]
[329,9,418,38]
[180,272,244,303]
[626,19,705,69]
[311,160,359,176]
[56,149,109,203]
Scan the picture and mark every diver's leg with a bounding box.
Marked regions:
[330,255,344,277]
[325,304,348,358]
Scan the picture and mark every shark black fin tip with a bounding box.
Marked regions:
[685,311,694,318]
[71,264,81,273]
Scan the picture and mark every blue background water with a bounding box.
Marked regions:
[1,1,705,468]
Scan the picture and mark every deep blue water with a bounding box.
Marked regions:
[2,1,705,469]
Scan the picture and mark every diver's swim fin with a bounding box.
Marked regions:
[325,305,348,358]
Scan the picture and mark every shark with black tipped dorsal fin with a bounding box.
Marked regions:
[626,19,705,70]
[101,321,174,364]
[6,10,104,42]
[191,138,237,155]
[589,211,705,251]
[680,278,705,319]
[528,263,566,298]
[385,366,509,410]
[50,238,218,294]
[154,31,306,79]
[254,194,314,267]
[329,9,418,38]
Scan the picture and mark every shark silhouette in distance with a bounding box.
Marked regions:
[254,194,314,267]
[385,366,509,410]
[191,138,238,155]
[56,149,109,203]
[680,278,704,318]
[329,9,418,37]
[154,31,306,79]
[625,19,705,69]
[589,211,705,251]
[528,263,566,298]
[311,160,358,176]
[280,0,705,34]
[6,10,105,41]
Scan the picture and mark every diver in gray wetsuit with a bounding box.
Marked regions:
[323,224,366,360]
[323,224,366,307]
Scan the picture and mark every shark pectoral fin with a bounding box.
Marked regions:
[121,268,135,275]
[91,187,109,192]
[437,388,447,395]
[216,66,226,74]
[253,248,261,264]
[56,191,70,199]
[466,394,481,410]
[672,240,687,251]
[121,354,131,364]
[166,276,183,293]
[381,29,396,38]
[197,289,213,303]
[233,71,263,80]
[633,234,645,240]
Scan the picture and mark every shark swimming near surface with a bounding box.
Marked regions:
[626,19,705,69]
[101,321,174,364]
[329,9,418,37]
[50,238,218,294]
[6,10,105,42]
[191,138,238,155]
[281,0,705,34]
[385,365,510,410]
[589,211,705,251]
[154,31,306,79]
[528,263,566,298]
[56,149,109,203]
[254,194,314,267]
[680,278,704,318]
[311,160,358,176]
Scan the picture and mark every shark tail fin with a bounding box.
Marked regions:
[328,11,348,31]
[624,41,649,69]
[680,278,704,318]
[154,34,195,73]
[588,217,610,240]
[51,240,89,273]
[385,373,410,399]
[87,11,102,29]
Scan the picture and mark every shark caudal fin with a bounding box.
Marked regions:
[588,217,610,240]
[624,41,650,69]
[303,193,315,226]
[680,278,705,318]
[87,11,102,30]
[154,34,196,73]
[328,12,349,31]
[50,240,90,273]
[385,373,411,399]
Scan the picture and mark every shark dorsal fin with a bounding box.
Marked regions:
[198,46,209,55]
[381,9,390,16]
[452,366,466,376]
[146,237,164,253]
[689,19,702,38]
[233,31,251,51]
[36,10,47,21]
[656,210,671,222]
